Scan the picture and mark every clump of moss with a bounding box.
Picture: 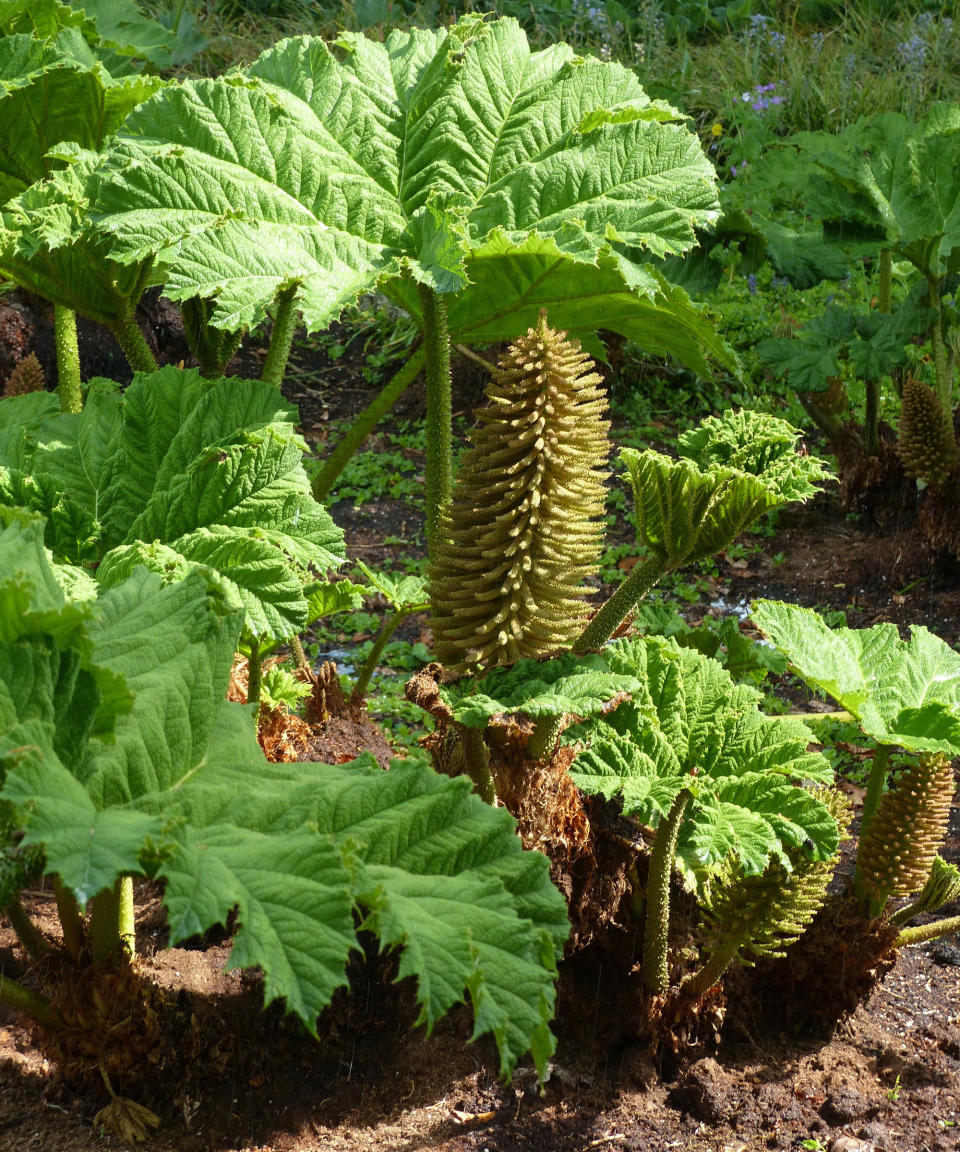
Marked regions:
[430,312,609,671]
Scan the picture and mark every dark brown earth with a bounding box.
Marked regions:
[1,293,958,1151]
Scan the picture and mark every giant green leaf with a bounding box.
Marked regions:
[0,149,156,325]
[569,636,836,886]
[67,0,205,71]
[0,33,158,204]
[0,367,346,639]
[0,0,200,74]
[389,232,736,373]
[92,18,722,370]
[159,753,567,1075]
[751,600,960,754]
[441,651,644,729]
[0,0,91,39]
[793,105,960,279]
[0,525,567,1076]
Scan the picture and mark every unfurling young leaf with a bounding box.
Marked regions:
[575,411,829,653]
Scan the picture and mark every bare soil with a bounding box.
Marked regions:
[1,295,959,1151]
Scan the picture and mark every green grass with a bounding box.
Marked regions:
[194,1,960,130]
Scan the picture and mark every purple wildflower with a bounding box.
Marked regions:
[898,33,928,69]
[747,274,758,295]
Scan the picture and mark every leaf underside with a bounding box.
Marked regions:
[751,599,960,754]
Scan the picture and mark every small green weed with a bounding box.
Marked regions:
[322,421,426,510]
[363,672,434,752]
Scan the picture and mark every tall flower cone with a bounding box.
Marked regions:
[858,753,956,908]
[3,351,44,397]
[430,312,609,671]
[899,375,957,484]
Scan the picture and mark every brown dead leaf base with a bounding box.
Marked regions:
[229,654,396,768]
[740,897,901,1033]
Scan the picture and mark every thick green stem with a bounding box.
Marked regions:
[929,277,953,414]
[643,788,691,996]
[311,343,426,503]
[0,972,57,1028]
[860,745,891,843]
[864,377,881,456]
[789,710,854,724]
[54,304,82,413]
[261,284,299,389]
[890,894,932,929]
[54,877,85,962]
[896,914,960,948]
[118,876,135,957]
[461,726,496,806]
[854,744,891,907]
[878,247,892,315]
[528,715,564,762]
[681,944,737,999]
[247,637,262,709]
[865,224,889,457]
[575,556,669,655]
[289,635,312,677]
[112,303,158,375]
[350,612,403,705]
[799,390,851,452]
[89,878,135,963]
[3,899,48,963]
[417,283,453,569]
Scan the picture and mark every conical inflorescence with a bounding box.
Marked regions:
[3,352,44,397]
[701,787,850,964]
[430,312,609,671]
[899,375,958,484]
[858,753,956,906]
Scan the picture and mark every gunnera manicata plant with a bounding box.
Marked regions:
[430,311,609,671]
